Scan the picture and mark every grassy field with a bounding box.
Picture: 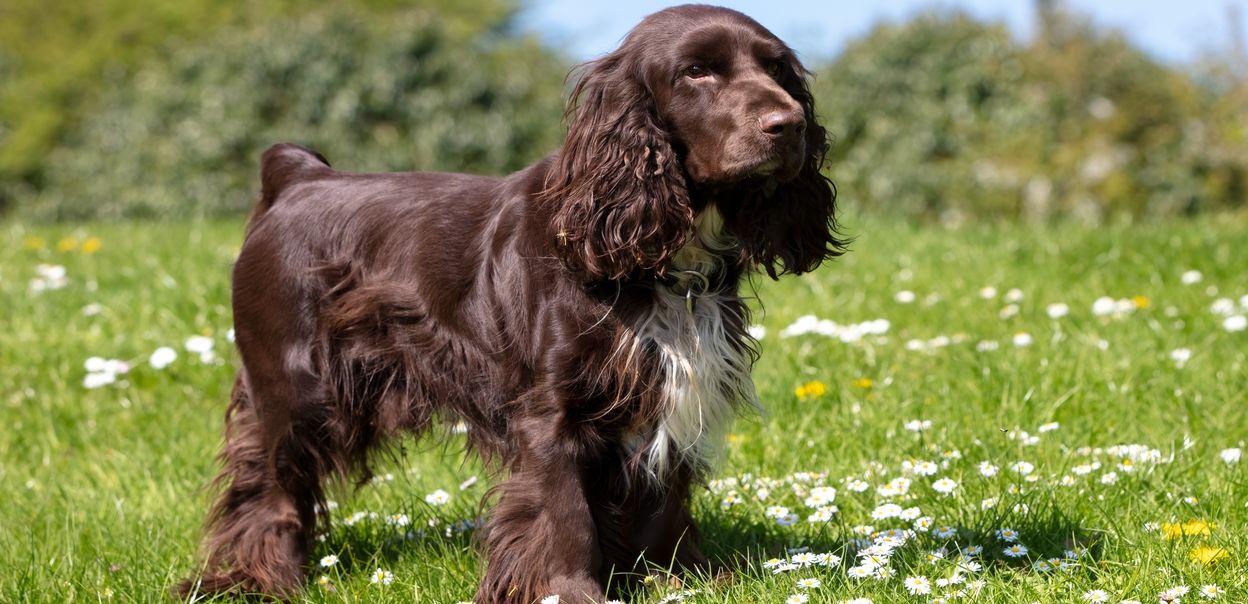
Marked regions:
[2,216,1246,604]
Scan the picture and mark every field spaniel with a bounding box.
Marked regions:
[180,4,844,602]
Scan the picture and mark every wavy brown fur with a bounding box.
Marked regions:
[179,5,845,603]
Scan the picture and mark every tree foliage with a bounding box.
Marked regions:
[0,0,521,213]
[816,10,1247,222]
[16,6,567,220]
[5,3,1246,222]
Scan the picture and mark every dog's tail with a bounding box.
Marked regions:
[253,143,332,219]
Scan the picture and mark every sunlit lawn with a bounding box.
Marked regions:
[2,216,1245,603]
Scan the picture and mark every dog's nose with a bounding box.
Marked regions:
[759,110,806,139]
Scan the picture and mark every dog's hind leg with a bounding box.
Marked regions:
[179,354,332,599]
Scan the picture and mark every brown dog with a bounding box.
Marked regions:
[180,4,843,602]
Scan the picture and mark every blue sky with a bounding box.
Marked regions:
[519,0,1248,66]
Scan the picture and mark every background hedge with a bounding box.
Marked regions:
[1,1,1245,221]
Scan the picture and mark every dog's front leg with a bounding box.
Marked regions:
[633,462,713,575]
[476,413,605,604]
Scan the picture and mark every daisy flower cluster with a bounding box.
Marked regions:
[82,356,131,389]
[79,332,231,388]
[29,263,69,293]
[21,234,103,293]
[773,270,1246,363]
[699,407,1240,602]
[780,314,891,343]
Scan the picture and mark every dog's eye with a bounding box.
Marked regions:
[685,64,709,79]
[764,60,784,78]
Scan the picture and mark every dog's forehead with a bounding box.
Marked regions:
[628,5,783,55]
[673,23,786,62]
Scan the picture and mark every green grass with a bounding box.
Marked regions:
[2,217,1246,603]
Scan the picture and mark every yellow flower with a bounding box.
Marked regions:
[81,237,102,254]
[23,236,46,250]
[1132,295,1150,309]
[853,377,873,389]
[57,236,79,252]
[1161,519,1214,540]
[1189,545,1229,565]
[795,380,827,400]
[725,433,745,444]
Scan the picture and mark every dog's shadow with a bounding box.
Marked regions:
[308,493,1105,598]
[310,502,482,592]
[691,499,1105,580]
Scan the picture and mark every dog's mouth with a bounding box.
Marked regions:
[681,137,806,185]
[748,157,782,177]
[745,148,804,181]
[744,133,807,179]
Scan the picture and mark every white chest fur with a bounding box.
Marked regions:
[628,207,759,478]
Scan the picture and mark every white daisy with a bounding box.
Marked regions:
[424,489,450,505]
[903,575,931,595]
[1082,589,1109,603]
[1199,584,1224,600]
[846,565,873,579]
[1170,348,1193,366]
[1009,461,1035,475]
[149,346,178,369]
[1002,544,1029,558]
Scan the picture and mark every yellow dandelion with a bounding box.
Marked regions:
[1161,519,1214,540]
[1189,546,1229,566]
[853,377,873,389]
[57,236,79,252]
[81,237,102,254]
[1132,295,1150,309]
[795,380,827,400]
[23,236,46,250]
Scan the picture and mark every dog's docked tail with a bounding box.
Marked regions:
[252,143,332,222]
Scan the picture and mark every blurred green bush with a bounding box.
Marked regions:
[11,4,565,220]
[2,3,1245,221]
[816,10,1247,222]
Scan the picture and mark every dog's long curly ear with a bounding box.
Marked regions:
[540,55,693,282]
[727,59,848,279]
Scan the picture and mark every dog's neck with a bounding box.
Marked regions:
[629,203,757,479]
[662,205,735,303]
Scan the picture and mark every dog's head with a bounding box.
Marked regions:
[542,4,846,282]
